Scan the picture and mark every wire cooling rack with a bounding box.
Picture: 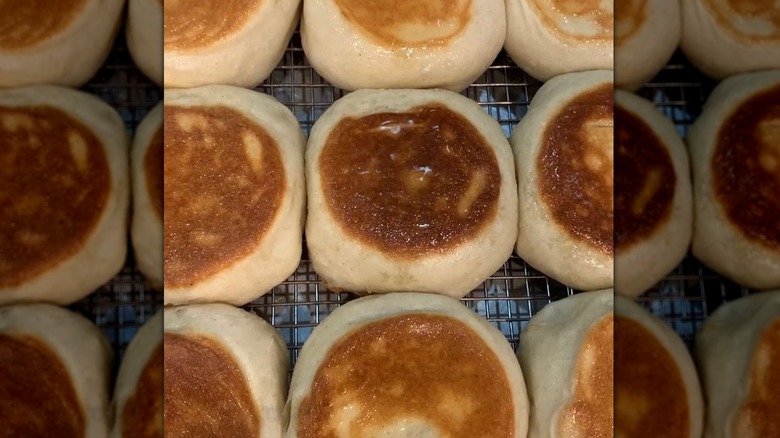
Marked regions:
[68,30,162,365]
[245,32,573,368]
[635,50,755,347]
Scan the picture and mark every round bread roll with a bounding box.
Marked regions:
[695,291,780,438]
[111,310,163,438]
[510,70,613,291]
[505,0,613,82]
[301,0,505,91]
[305,89,518,298]
[615,90,692,298]
[163,86,306,306]
[688,71,780,290]
[0,304,112,437]
[127,0,163,86]
[681,0,780,79]
[0,86,130,305]
[286,293,529,437]
[131,102,163,291]
[615,295,704,438]
[0,0,124,87]
[615,0,681,90]
[518,289,614,438]
[164,304,289,438]
[163,0,301,88]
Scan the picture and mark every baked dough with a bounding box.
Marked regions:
[505,0,613,82]
[305,89,518,298]
[518,289,613,438]
[127,0,163,86]
[615,0,681,90]
[510,70,613,291]
[0,86,130,305]
[681,0,780,79]
[615,295,704,438]
[695,291,780,438]
[0,304,112,437]
[688,71,780,290]
[0,0,124,87]
[131,102,163,291]
[164,304,289,437]
[163,0,301,88]
[286,293,529,437]
[163,86,306,306]
[110,310,163,438]
[615,90,692,298]
[301,0,505,91]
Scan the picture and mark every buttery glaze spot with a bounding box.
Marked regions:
[164,0,262,50]
[529,0,614,41]
[0,334,85,438]
[297,314,515,437]
[704,0,780,41]
[558,314,614,437]
[615,104,676,251]
[733,317,780,437]
[712,84,780,251]
[123,343,163,438]
[615,316,689,437]
[538,83,614,256]
[0,0,87,50]
[320,103,501,259]
[145,126,164,220]
[163,105,285,289]
[163,333,260,437]
[615,0,648,46]
[0,106,110,288]
[333,0,472,47]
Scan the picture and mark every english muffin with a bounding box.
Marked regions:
[286,293,529,437]
[0,304,112,438]
[305,89,518,298]
[301,0,505,91]
[696,291,780,438]
[131,102,163,291]
[688,71,780,290]
[163,0,301,88]
[127,0,163,86]
[163,86,306,306]
[615,296,704,438]
[518,290,614,438]
[505,0,613,81]
[0,0,124,87]
[510,70,614,291]
[164,304,289,438]
[681,0,780,79]
[615,0,681,90]
[615,90,692,298]
[111,310,163,438]
[0,86,129,305]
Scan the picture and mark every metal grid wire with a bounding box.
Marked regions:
[68,31,162,365]
[246,32,574,368]
[636,50,754,347]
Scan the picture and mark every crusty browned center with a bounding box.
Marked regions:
[0,334,85,438]
[123,342,163,438]
[297,313,514,437]
[163,333,260,437]
[163,105,285,289]
[320,103,500,259]
[538,83,615,256]
[713,84,780,251]
[163,0,262,50]
[0,0,87,50]
[0,105,110,288]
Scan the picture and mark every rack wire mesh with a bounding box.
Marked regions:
[69,31,162,366]
[636,50,755,347]
[88,31,748,371]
